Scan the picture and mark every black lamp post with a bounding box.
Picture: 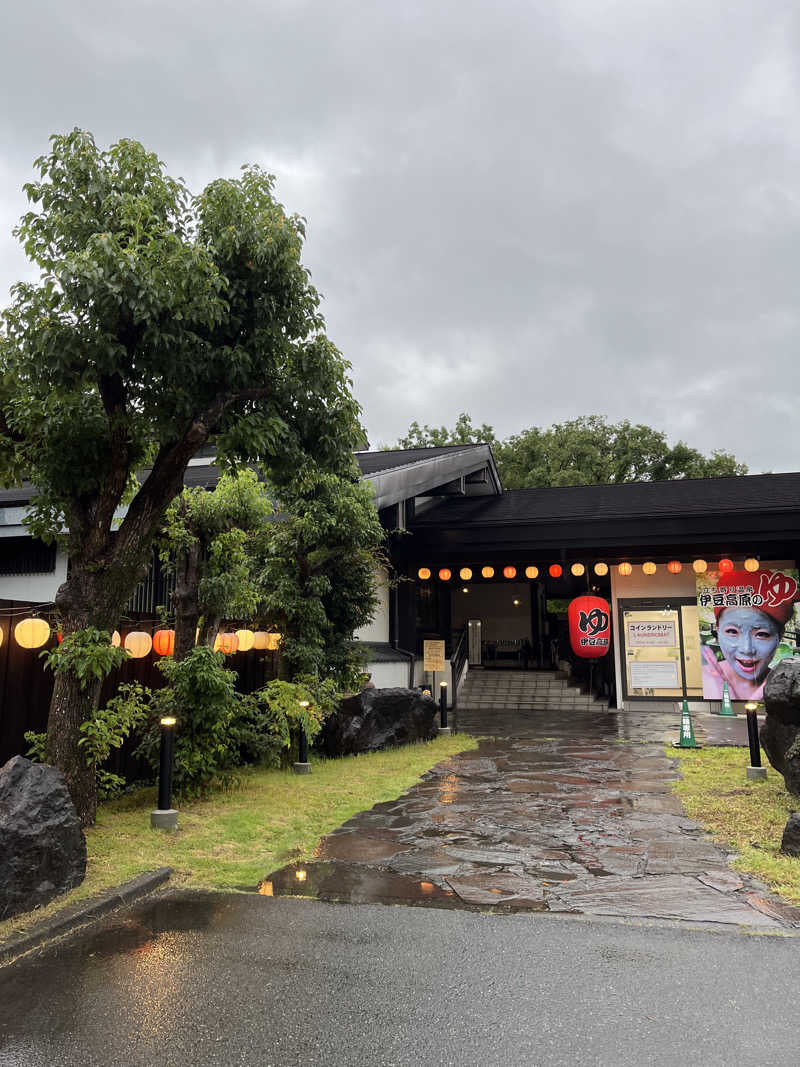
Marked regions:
[150,716,179,830]
[744,702,767,781]
[439,681,450,734]
[293,700,312,774]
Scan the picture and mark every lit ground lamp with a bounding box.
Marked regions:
[293,700,312,774]
[744,702,767,781]
[439,681,450,734]
[150,716,179,831]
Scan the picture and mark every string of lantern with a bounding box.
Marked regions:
[416,558,761,581]
[3,619,282,656]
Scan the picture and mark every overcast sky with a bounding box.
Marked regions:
[2,1,799,471]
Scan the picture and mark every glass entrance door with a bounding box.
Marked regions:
[620,598,698,700]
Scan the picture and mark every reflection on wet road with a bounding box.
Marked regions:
[263,705,800,928]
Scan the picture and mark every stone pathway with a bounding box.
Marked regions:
[265,704,800,930]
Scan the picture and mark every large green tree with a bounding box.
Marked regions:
[0,131,362,823]
[259,466,385,688]
[395,413,747,487]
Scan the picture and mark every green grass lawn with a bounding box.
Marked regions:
[670,745,800,905]
[1,733,477,945]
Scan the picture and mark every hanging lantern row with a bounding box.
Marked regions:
[3,620,282,656]
[418,556,762,582]
[617,557,759,577]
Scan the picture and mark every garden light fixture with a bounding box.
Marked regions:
[744,702,767,781]
[293,700,312,774]
[150,716,178,831]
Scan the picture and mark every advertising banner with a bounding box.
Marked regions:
[697,565,800,700]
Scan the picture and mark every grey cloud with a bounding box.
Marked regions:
[2,0,800,471]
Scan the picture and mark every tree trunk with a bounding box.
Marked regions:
[48,559,151,826]
[174,542,201,662]
[201,615,220,647]
[45,669,102,827]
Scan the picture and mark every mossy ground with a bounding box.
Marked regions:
[0,733,477,945]
[670,745,800,904]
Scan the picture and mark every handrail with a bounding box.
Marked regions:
[450,627,468,709]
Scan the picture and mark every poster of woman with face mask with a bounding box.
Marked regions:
[698,566,800,700]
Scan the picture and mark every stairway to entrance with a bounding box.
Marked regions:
[457,668,606,711]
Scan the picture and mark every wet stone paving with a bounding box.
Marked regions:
[266,704,800,930]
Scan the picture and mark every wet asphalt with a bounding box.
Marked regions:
[3,700,800,1066]
[1,891,799,1067]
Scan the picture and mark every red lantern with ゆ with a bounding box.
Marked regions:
[568,595,611,659]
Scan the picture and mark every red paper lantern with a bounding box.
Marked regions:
[214,632,240,655]
[667,561,682,574]
[438,568,452,581]
[549,564,563,578]
[719,558,734,574]
[503,566,517,579]
[152,629,175,656]
[568,595,611,659]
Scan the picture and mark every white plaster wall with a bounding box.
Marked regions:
[414,657,469,706]
[355,566,390,643]
[366,660,410,689]
[0,549,68,603]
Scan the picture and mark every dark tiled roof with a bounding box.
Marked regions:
[413,472,800,527]
[0,483,35,507]
[355,445,488,477]
[354,641,413,663]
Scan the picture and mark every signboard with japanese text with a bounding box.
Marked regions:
[697,564,800,701]
[423,640,446,672]
[626,620,677,648]
[629,660,680,690]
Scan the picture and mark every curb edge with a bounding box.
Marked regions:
[0,866,172,966]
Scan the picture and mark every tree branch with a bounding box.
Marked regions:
[112,385,272,562]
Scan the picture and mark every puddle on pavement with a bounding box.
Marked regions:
[260,861,463,908]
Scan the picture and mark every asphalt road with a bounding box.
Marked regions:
[1,890,798,1067]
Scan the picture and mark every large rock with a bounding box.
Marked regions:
[0,756,87,921]
[321,687,439,757]
[780,812,800,857]
[762,658,800,795]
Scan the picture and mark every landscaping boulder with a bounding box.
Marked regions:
[762,658,800,795]
[321,687,439,757]
[0,755,86,921]
[780,812,800,857]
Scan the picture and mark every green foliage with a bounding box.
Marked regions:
[235,678,327,765]
[0,130,366,813]
[258,467,384,683]
[23,731,46,762]
[0,130,363,550]
[41,628,127,689]
[496,416,747,488]
[395,412,498,449]
[133,646,241,797]
[162,468,271,642]
[25,716,134,800]
[127,648,338,798]
[79,683,148,765]
[395,413,747,488]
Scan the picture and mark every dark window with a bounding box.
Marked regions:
[0,537,56,575]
